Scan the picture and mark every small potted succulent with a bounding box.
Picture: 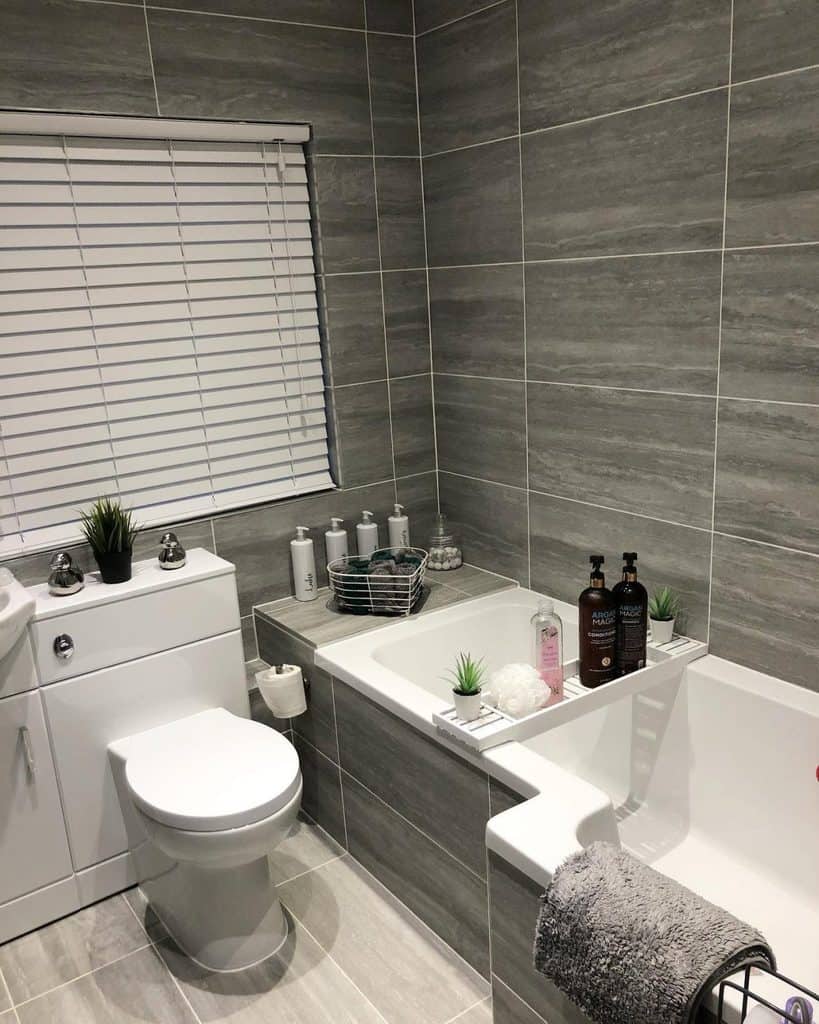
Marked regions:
[648,586,680,644]
[80,497,138,584]
[445,651,485,722]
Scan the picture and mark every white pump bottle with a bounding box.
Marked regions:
[291,526,317,602]
[388,503,410,548]
[356,511,379,557]
[325,517,348,563]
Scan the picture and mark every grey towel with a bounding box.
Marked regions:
[534,842,775,1024]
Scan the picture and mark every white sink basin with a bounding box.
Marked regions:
[0,569,36,661]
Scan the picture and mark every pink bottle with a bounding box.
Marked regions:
[532,600,564,707]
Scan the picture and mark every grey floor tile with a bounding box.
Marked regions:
[418,1,518,153]
[720,247,819,404]
[732,0,819,81]
[390,375,436,477]
[313,157,380,273]
[294,736,347,846]
[292,665,340,762]
[368,33,419,156]
[154,0,365,29]
[333,381,395,487]
[366,0,414,35]
[715,400,819,554]
[430,266,525,379]
[272,813,345,885]
[158,917,386,1023]
[438,473,529,585]
[0,979,9,1013]
[518,0,730,133]
[414,0,495,35]
[122,889,168,945]
[529,490,712,640]
[15,947,196,1024]
[279,856,489,1024]
[383,270,432,378]
[528,383,716,529]
[525,253,722,394]
[0,0,155,113]
[334,682,490,876]
[523,90,727,259]
[453,997,494,1023]
[726,68,819,247]
[492,976,550,1024]
[323,273,387,387]
[149,10,371,154]
[342,773,491,976]
[710,535,819,692]
[375,158,426,271]
[425,139,522,267]
[436,377,527,488]
[0,895,149,1005]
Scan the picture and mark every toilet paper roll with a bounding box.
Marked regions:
[255,664,308,718]
[744,1006,780,1024]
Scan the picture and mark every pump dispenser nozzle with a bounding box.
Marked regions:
[361,510,373,523]
[295,525,309,540]
[330,517,344,530]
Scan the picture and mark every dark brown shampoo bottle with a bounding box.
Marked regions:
[578,555,617,688]
[613,552,648,676]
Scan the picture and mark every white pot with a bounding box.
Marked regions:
[650,617,675,644]
[453,690,482,722]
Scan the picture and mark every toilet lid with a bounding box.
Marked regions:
[124,708,301,832]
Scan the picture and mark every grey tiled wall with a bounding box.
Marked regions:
[416,0,819,692]
[0,0,436,656]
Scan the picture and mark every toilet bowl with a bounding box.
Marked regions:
[109,707,302,972]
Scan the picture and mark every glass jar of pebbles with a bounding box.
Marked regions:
[428,514,462,571]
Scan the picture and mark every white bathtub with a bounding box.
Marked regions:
[317,587,819,1005]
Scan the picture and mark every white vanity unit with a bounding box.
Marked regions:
[0,549,246,943]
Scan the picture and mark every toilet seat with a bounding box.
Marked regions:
[123,708,300,833]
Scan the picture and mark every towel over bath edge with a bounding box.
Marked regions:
[533,841,775,1024]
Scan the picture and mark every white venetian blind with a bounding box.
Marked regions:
[0,122,333,556]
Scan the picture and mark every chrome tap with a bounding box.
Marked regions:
[158,532,186,570]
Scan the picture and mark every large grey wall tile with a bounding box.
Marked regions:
[376,158,426,270]
[529,491,712,639]
[518,0,730,132]
[726,68,819,247]
[0,896,147,1004]
[342,773,490,975]
[323,273,387,386]
[396,471,439,546]
[293,666,340,762]
[715,400,819,553]
[366,0,414,34]
[334,681,489,875]
[528,384,716,529]
[368,34,420,156]
[415,0,496,34]
[390,375,436,476]
[439,473,529,584]
[15,947,197,1024]
[436,377,526,486]
[732,0,819,80]
[523,90,728,259]
[720,247,819,403]
[0,0,155,113]
[334,381,395,486]
[256,613,314,668]
[384,270,432,377]
[430,266,525,378]
[279,857,488,1024]
[149,10,371,154]
[525,253,722,393]
[313,157,380,272]
[155,0,365,29]
[294,736,347,844]
[710,535,819,691]
[418,1,518,153]
[425,139,522,266]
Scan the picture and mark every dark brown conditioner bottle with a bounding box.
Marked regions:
[613,552,648,675]
[578,555,617,687]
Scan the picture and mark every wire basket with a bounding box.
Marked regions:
[716,963,817,1022]
[327,547,428,616]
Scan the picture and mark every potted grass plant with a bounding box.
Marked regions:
[648,586,680,644]
[445,651,486,722]
[79,497,138,584]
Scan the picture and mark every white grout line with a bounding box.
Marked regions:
[443,994,493,1023]
[730,60,819,88]
[415,0,510,38]
[11,944,153,1012]
[142,1,162,118]
[706,0,735,647]
[141,2,411,36]
[333,372,432,389]
[0,968,20,1023]
[712,530,819,559]
[274,850,347,888]
[492,975,550,1024]
[322,264,429,276]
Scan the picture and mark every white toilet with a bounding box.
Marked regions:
[110,708,302,971]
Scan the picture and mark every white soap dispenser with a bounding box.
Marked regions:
[356,510,379,557]
[388,503,410,548]
[290,526,317,602]
[325,517,348,563]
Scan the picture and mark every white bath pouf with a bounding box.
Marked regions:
[484,663,549,719]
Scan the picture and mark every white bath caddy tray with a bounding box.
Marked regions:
[433,634,707,751]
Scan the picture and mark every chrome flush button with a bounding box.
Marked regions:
[53,634,74,660]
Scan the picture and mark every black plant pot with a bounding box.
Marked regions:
[94,548,133,584]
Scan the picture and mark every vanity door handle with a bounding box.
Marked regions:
[19,727,36,778]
